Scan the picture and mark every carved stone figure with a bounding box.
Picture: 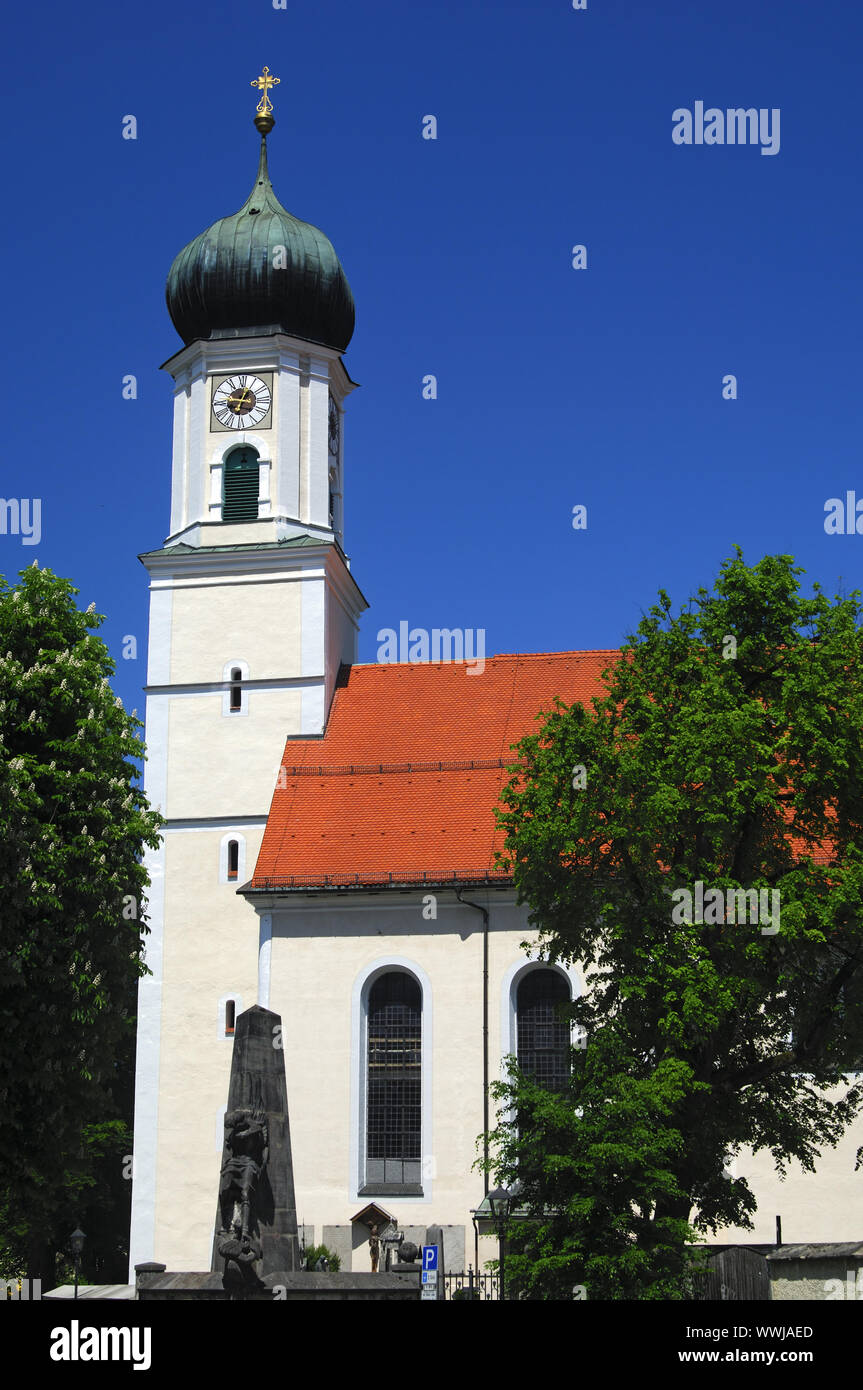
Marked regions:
[210,1006,302,1285]
[369,1223,380,1273]
[217,1106,269,1263]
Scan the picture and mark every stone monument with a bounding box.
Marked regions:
[134,1003,418,1300]
[211,1004,301,1291]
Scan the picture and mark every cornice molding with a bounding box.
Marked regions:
[139,538,369,613]
[161,333,358,400]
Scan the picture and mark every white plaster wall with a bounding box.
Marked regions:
[163,689,303,820]
[276,357,301,520]
[307,359,330,532]
[146,890,544,1274]
[716,1106,863,1245]
[145,875,863,1276]
[168,576,303,684]
[150,828,263,1270]
[261,894,539,1276]
[325,574,360,713]
[169,381,189,536]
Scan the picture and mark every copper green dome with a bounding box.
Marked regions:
[166,134,354,351]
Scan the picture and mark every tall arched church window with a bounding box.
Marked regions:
[366,972,421,1190]
[222,446,260,523]
[516,969,571,1092]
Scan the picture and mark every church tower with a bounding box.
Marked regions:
[129,71,366,1272]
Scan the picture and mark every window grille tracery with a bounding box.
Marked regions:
[366,971,421,1188]
[516,969,570,1092]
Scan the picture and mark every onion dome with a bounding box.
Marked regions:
[166,127,354,352]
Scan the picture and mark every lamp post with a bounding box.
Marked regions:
[70,1228,86,1301]
[487,1187,512,1301]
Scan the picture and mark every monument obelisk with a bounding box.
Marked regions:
[211,1005,301,1289]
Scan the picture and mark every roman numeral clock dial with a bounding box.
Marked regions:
[211,374,272,430]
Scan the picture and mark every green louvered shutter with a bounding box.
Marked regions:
[223,450,260,522]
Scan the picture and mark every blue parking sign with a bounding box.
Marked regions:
[422,1244,438,1272]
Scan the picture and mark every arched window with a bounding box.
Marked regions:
[222,447,260,523]
[222,659,249,717]
[225,999,236,1036]
[516,969,571,1092]
[226,840,239,881]
[219,832,246,884]
[366,972,422,1191]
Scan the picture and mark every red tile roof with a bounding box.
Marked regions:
[251,651,617,890]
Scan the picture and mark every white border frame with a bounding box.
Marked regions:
[218,830,247,885]
[217,991,243,1042]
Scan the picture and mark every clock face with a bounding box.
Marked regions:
[328,395,340,457]
[212,374,272,430]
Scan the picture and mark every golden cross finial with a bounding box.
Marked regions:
[251,66,280,117]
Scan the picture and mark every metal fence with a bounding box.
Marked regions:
[442,1268,501,1301]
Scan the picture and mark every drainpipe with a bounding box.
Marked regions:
[455,888,489,1194]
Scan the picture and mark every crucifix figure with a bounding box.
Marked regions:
[251,66,280,117]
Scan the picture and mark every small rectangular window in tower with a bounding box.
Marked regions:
[229,668,242,712]
[227,841,239,881]
[225,999,236,1036]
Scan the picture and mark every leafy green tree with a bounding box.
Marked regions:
[0,563,162,1285]
[490,551,863,1298]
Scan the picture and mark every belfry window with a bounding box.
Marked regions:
[222,447,260,523]
[365,972,422,1192]
[516,969,571,1092]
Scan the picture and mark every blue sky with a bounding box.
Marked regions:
[2,0,861,716]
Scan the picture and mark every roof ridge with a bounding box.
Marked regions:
[345,649,620,670]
